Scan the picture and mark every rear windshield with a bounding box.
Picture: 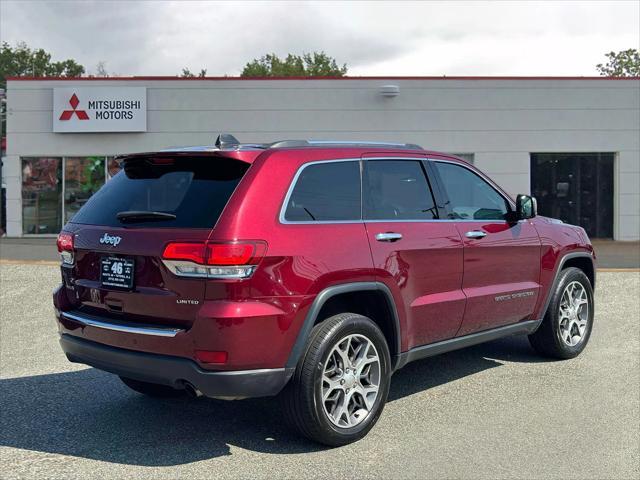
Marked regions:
[69,157,249,228]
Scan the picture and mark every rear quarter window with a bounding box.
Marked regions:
[69,157,249,228]
[283,161,361,222]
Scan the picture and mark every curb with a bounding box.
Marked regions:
[0,259,60,266]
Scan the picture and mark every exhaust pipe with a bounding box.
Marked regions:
[183,382,203,398]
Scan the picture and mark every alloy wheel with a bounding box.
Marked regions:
[558,281,589,347]
[321,334,381,428]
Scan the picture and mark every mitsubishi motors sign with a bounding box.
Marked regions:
[53,87,147,132]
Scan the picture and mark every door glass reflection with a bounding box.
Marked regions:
[22,157,62,234]
[64,157,106,223]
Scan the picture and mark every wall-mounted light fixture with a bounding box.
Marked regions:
[379,85,400,97]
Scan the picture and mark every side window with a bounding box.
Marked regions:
[284,161,361,221]
[434,162,509,220]
[364,160,438,220]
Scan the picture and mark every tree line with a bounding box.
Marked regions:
[1,41,639,90]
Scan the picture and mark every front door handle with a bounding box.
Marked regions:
[375,232,403,242]
[465,230,487,239]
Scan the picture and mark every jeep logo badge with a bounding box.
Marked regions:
[99,233,122,247]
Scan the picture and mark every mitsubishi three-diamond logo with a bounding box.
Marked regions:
[59,93,89,121]
[53,87,146,132]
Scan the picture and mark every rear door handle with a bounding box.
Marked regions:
[375,232,403,242]
[465,230,487,239]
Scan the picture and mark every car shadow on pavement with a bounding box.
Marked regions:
[387,333,549,401]
[0,335,547,465]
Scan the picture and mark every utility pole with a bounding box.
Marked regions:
[0,87,5,235]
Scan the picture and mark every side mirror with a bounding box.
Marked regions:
[516,194,537,220]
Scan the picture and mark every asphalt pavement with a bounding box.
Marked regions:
[0,264,639,479]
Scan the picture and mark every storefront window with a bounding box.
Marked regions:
[64,157,106,223]
[22,157,62,234]
[22,155,119,233]
[107,157,121,179]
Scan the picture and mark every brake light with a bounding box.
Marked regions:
[161,241,267,279]
[56,232,74,265]
[150,157,175,165]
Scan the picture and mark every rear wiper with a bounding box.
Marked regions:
[116,211,177,223]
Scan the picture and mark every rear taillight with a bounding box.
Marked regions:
[161,241,266,279]
[207,243,255,265]
[162,243,207,264]
[56,232,74,265]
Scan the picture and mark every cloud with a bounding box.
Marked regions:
[1,0,638,76]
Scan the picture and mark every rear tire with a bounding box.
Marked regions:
[282,313,391,447]
[528,267,594,359]
[119,376,184,398]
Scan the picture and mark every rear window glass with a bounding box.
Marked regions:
[284,161,361,222]
[69,157,249,228]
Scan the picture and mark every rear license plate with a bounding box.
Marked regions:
[100,256,135,289]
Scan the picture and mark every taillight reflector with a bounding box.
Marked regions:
[195,350,228,364]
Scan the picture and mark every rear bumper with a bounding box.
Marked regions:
[60,334,294,399]
[53,284,308,370]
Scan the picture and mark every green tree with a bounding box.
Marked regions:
[0,41,85,88]
[596,49,640,77]
[241,52,347,77]
[181,67,207,78]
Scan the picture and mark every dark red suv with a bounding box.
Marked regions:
[54,136,595,446]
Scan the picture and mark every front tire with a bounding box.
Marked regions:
[529,267,594,359]
[282,313,391,446]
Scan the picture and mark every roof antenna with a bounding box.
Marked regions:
[215,134,240,149]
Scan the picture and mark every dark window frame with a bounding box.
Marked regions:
[530,152,614,238]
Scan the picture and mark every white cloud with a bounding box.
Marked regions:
[1,0,638,76]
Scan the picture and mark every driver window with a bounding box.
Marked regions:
[434,162,509,220]
[364,160,438,220]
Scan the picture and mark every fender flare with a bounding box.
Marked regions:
[285,282,402,370]
[535,251,595,328]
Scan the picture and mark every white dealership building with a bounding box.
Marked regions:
[2,76,639,240]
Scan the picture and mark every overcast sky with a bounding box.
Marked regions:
[1,1,638,77]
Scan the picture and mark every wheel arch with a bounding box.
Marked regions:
[536,251,596,326]
[562,255,595,289]
[285,282,402,370]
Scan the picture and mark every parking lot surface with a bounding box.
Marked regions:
[1,264,638,479]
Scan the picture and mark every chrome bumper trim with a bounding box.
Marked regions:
[60,311,183,337]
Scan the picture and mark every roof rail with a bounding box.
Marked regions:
[268,140,424,150]
[161,133,267,152]
[160,136,424,153]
